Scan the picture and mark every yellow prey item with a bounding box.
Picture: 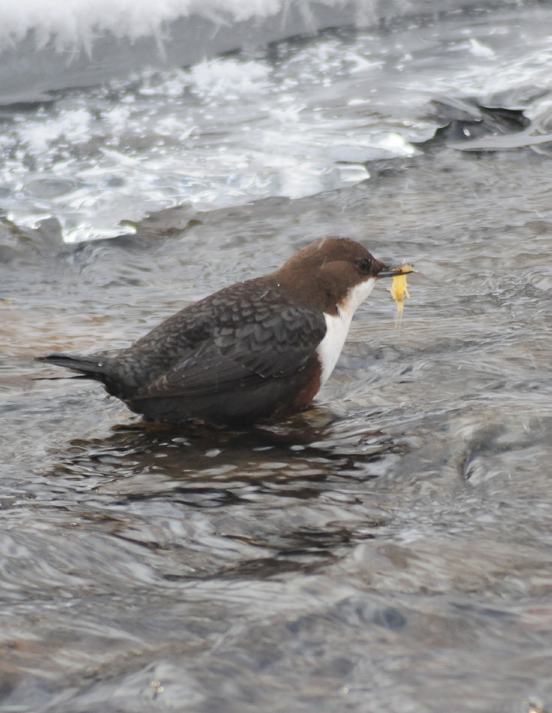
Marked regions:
[389,265,412,312]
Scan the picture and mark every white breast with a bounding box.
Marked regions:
[316,277,376,386]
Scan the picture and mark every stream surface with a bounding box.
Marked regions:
[2,3,552,712]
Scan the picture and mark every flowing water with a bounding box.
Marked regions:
[2,2,552,711]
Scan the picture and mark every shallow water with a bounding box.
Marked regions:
[2,3,552,713]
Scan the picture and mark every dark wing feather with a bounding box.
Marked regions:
[134,301,326,400]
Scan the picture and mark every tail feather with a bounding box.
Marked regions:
[38,353,109,379]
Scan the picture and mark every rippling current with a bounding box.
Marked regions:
[2,3,552,712]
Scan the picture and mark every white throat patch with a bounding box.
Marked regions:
[316,277,376,386]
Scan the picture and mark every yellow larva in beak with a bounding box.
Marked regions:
[389,265,413,312]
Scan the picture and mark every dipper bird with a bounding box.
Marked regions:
[40,238,410,426]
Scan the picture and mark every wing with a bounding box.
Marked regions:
[133,301,326,399]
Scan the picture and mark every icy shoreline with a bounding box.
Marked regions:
[0,0,525,104]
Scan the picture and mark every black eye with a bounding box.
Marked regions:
[358,258,371,272]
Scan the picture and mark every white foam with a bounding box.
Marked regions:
[17,108,92,154]
[190,58,271,97]
[468,38,495,59]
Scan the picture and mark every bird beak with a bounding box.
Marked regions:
[377,264,416,278]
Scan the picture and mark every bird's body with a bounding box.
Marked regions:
[41,238,404,426]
